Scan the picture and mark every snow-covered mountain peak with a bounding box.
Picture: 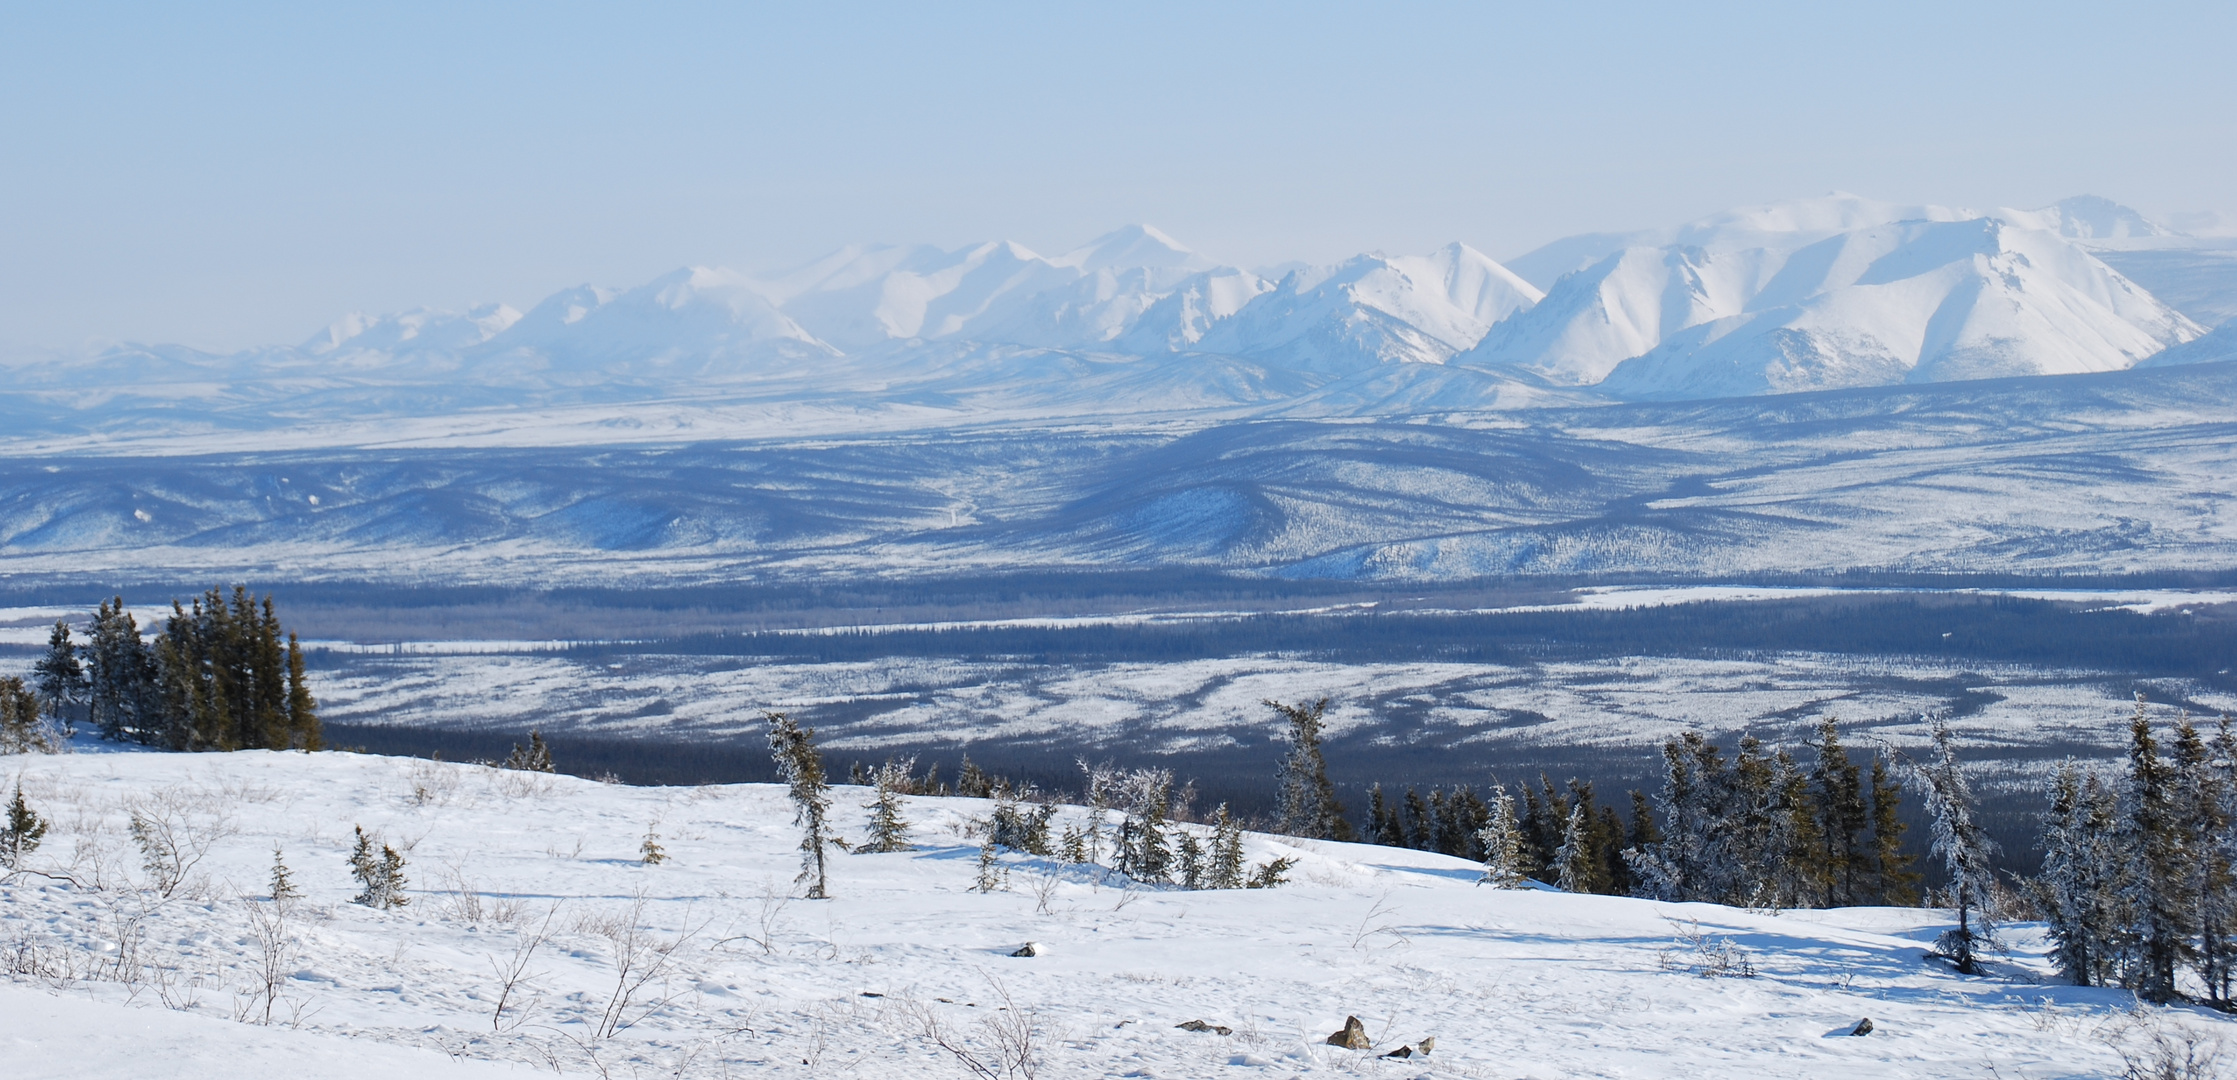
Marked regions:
[301,303,522,357]
[2011,194,2171,240]
[1052,224,1216,273]
[1673,192,1977,245]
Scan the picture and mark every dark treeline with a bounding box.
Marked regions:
[566,595,2237,684]
[27,587,320,752]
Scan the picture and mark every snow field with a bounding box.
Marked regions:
[0,748,2217,1078]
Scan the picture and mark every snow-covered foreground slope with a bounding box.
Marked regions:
[0,749,2209,1078]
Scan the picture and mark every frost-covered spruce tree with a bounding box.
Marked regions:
[1078,758,1116,864]
[1266,698,1353,841]
[2116,697,2196,1001]
[1115,769,1173,882]
[2171,715,2234,1003]
[349,826,409,908]
[2206,716,2237,1004]
[2040,760,2123,987]
[766,712,836,899]
[1177,832,1205,889]
[990,785,1055,856]
[1477,784,1531,889]
[1915,717,1998,974]
[1629,733,1721,901]
[859,758,915,854]
[1553,804,1597,893]
[1208,803,1245,890]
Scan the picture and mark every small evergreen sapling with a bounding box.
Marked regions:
[503,730,556,773]
[269,847,301,905]
[1,783,47,868]
[860,759,916,854]
[1208,804,1246,890]
[640,826,668,865]
[348,825,409,908]
[972,833,1007,893]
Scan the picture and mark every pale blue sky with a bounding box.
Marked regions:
[3,1,2232,352]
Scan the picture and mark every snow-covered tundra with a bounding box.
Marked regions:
[0,747,2214,1078]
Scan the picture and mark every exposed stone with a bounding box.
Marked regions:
[1010,942,1041,957]
[1381,1046,1412,1059]
[1326,1016,1371,1050]
[1849,1018,1873,1037]
[1417,1036,1436,1055]
[1176,1020,1233,1035]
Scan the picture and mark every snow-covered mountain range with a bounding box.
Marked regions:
[8,195,2232,445]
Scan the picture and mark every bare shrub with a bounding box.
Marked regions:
[490,903,561,1033]
[1659,918,1756,978]
[126,795,231,900]
[404,758,464,807]
[591,891,700,1039]
[897,978,1044,1080]
[235,896,299,1025]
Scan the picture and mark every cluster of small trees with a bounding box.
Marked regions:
[19,589,320,753]
[2038,696,2237,1003]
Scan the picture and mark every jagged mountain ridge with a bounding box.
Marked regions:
[5,197,2231,440]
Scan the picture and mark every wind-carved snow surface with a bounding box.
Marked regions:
[0,749,2190,1079]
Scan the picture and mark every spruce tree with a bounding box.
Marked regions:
[1771,751,1828,909]
[859,759,915,854]
[2117,697,2196,1001]
[1177,832,1206,890]
[269,847,301,904]
[1916,718,1998,974]
[1867,756,1920,905]
[348,826,409,908]
[766,712,835,899]
[1553,804,1598,893]
[503,730,555,773]
[1,783,47,868]
[2172,715,2234,1003]
[2040,760,2122,987]
[32,620,87,735]
[88,599,156,743]
[1476,784,1531,889]
[0,677,59,754]
[1809,719,1870,906]
[1403,787,1434,850]
[1266,698,1351,841]
[1368,784,1403,847]
[1208,803,1245,890]
[957,755,991,798]
[285,633,321,751]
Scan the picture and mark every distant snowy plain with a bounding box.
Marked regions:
[0,748,2199,1078]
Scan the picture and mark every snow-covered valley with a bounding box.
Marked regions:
[0,747,2209,1078]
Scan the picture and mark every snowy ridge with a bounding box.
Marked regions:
[0,748,2179,1079]
[1461,195,2205,394]
[4,196,2232,446]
